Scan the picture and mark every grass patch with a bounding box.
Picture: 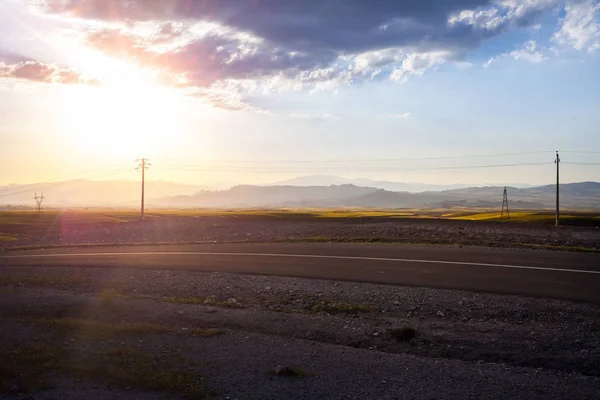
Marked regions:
[306,300,379,315]
[165,296,244,308]
[188,328,226,337]
[388,326,417,342]
[0,342,206,398]
[37,318,171,339]
[0,273,89,288]
[0,233,19,242]
[273,365,310,377]
[99,288,120,306]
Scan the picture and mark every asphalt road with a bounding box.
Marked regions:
[2,243,600,303]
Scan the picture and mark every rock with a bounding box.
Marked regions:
[9,376,24,392]
[372,332,380,337]
[181,327,189,331]
[436,311,446,317]
[178,310,184,315]
[408,305,417,311]
[227,298,238,305]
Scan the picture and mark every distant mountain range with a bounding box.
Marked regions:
[154,182,600,210]
[0,180,210,207]
[1,179,599,210]
[268,175,537,192]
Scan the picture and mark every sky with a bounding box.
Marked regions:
[0,0,599,187]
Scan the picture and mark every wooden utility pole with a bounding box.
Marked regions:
[136,158,151,220]
[555,151,560,228]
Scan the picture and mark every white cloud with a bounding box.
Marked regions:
[390,51,451,82]
[485,40,546,66]
[387,112,412,119]
[289,112,340,120]
[553,0,600,52]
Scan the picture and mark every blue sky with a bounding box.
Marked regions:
[0,0,599,186]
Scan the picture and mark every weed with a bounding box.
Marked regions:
[188,328,226,337]
[100,288,119,306]
[306,300,379,315]
[165,296,244,308]
[37,318,171,339]
[273,365,310,377]
[0,342,206,398]
[388,326,416,342]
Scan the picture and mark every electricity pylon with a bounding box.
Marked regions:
[501,187,509,221]
[33,192,45,213]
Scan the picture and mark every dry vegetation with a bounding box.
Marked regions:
[1,208,599,252]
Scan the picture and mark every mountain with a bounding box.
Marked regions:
[0,180,210,206]
[269,175,532,192]
[155,182,600,209]
[156,184,378,207]
[269,175,352,187]
[3,179,599,209]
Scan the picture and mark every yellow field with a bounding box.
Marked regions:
[1,208,598,227]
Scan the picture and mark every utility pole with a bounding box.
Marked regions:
[555,151,560,228]
[135,158,151,220]
[501,186,510,221]
[33,192,45,213]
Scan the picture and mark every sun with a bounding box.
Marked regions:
[61,58,183,159]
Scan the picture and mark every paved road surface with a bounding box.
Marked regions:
[2,243,599,303]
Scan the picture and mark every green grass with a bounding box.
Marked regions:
[0,233,19,242]
[0,342,206,398]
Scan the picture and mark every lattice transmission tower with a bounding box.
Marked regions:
[33,192,45,213]
[500,187,510,221]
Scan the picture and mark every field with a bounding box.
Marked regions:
[1,208,599,251]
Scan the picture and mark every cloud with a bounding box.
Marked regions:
[387,112,412,119]
[553,0,600,52]
[0,60,100,85]
[35,0,593,110]
[485,40,546,66]
[289,112,340,120]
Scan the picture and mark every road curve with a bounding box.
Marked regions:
[2,243,599,303]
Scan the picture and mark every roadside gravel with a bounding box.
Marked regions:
[2,265,599,400]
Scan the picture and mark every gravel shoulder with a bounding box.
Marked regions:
[1,266,599,399]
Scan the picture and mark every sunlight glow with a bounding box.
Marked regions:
[62,55,184,158]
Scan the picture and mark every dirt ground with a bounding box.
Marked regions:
[2,214,599,251]
[1,266,599,399]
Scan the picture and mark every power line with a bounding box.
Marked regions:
[154,151,554,165]
[159,161,552,173]
[561,151,600,154]
[563,162,600,166]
